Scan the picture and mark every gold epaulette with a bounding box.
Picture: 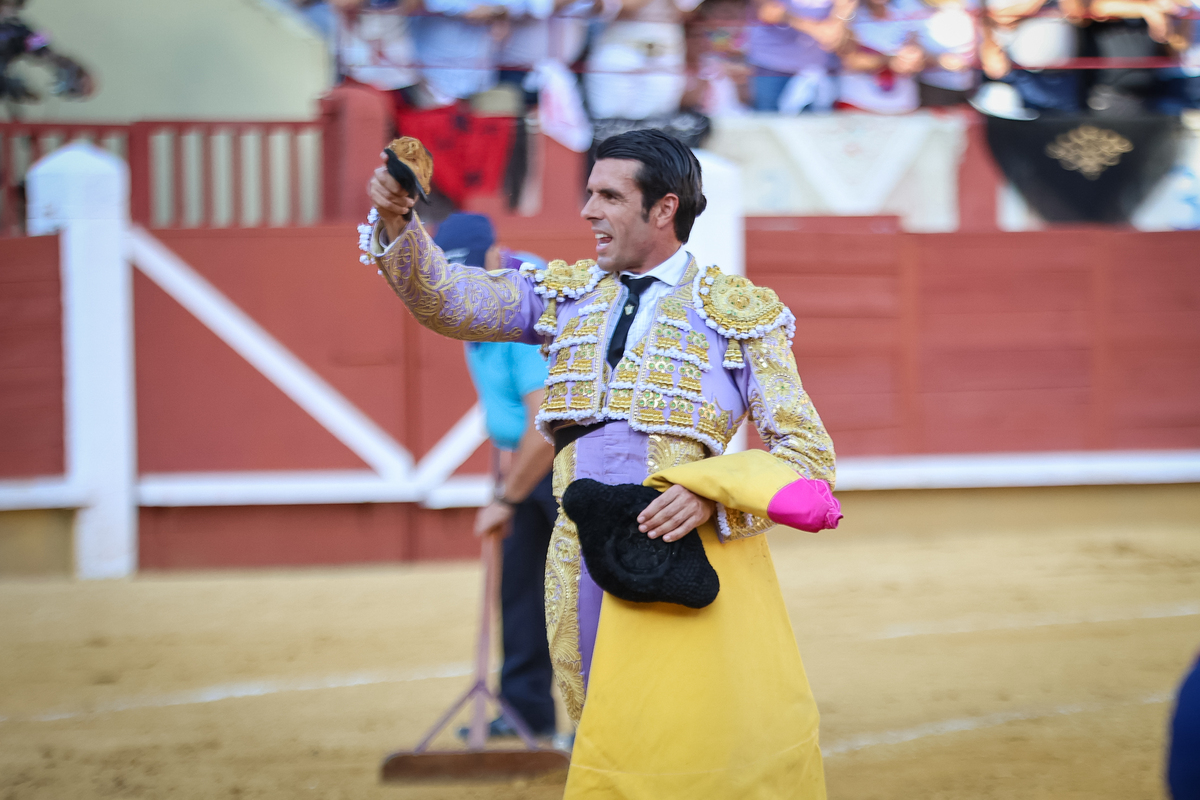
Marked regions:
[521,259,602,301]
[692,264,796,368]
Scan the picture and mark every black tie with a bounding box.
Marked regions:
[607,275,657,368]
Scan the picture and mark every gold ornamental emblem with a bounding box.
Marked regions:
[703,271,784,335]
[1045,125,1133,180]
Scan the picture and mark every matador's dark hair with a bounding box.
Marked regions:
[594,129,707,243]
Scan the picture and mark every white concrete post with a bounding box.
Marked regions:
[27,143,137,579]
[689,149,749,452]
[689,149,745,277]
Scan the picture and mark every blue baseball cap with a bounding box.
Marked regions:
[434,213,495,268]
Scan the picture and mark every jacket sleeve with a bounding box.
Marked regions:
[369,214,547,344]
[719,326,837,540]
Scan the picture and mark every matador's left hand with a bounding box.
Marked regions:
[638,485,714,543]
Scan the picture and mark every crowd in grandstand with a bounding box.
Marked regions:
[296,0,1200,120]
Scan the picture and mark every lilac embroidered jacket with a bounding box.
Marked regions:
[369,214,836,721]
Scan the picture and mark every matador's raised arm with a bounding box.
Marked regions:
[365,213,548,344]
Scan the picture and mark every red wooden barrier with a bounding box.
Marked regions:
[0,235,63,478]
[128,223,1200,568]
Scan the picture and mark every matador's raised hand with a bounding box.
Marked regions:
[368,153,417,243]
[368,137,434,243]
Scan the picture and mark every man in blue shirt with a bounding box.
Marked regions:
[1170,650,1200,799]
[435,213,559,740]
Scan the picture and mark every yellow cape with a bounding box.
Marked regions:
[564,451,827,800]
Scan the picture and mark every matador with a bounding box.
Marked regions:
[363,129,842,799]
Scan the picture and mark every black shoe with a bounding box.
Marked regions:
[457,716,547,741]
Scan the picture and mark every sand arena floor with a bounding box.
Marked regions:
[2,501,1199,799]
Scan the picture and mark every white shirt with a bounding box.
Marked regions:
[611,246,690,362]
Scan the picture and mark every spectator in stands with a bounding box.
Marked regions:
[328,0,1200,121]
[684,0,754,114]
[409,0,584,111]
[837,0,928,113]
[0,0,93,108]
[412,0,505,105]
[584,0,705,120]
[1155,0,1200,113]
[496,0,588,101]
[335,0,422,96]
[914,0,980,105]
[978,0,1085,114]
[744,0,848,112]
[837,0,981,111]
[1084,0,1180,114]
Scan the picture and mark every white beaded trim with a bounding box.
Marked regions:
[629,420,726,457]
[768,444,818,479]
[616,349,644,366]
[357,207,380,266]
[658,316,691,330]
[524,262,604,301]
[714,503,776,543]
[545,372,598,386]
[548,334,601,353]
[691,265,797,345]
[656,315,690,331]
[715,503,735,541]
[644,384,706,403]
[644,344,710,372]
[534,408,603,442]
[576,300,610,315]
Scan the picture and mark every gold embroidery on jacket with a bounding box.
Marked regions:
[561,315,582,338]
[606,387,634,414]
[613,357,640,384]
[744,330,836,487]
[546,443,585,722]
[654,324,683,349]
[721,507,776,540]
[697,400,732,443]
[646,433,707,475]
[636,389,669,425]
[538,259,599,296]
[549,348,571,376]
[569,342,597,374]
[577,313,604,337]
[545,382,569,412]
[678,361,703,394]
[668,396,696,423]
[685,330,710,367]
[381,219,524,341]
[645,354,677,389]
[725,327,837,539]
[660,297,689,323]
[697,266,788,339]
[569,380,597,411]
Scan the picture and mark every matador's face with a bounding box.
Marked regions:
[582,159,660,273]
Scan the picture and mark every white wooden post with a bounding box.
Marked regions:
[27,143,137,579]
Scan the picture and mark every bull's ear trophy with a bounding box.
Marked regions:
[384,137,433,203]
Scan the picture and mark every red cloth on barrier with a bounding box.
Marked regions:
[395,102,514,206]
